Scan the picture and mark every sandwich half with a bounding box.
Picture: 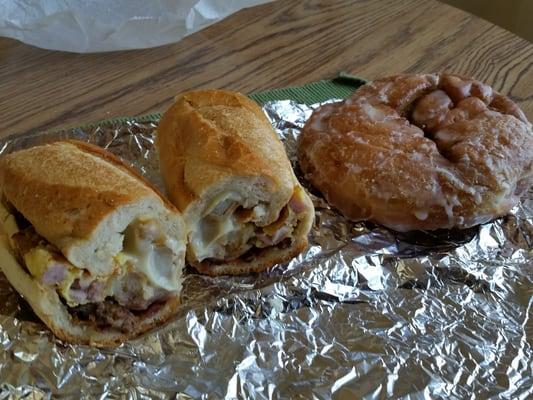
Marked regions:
[157,90,315,276]
[0,141,186,347]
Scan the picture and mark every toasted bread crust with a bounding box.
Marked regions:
[66,140,179,212]
[0,141,177,248]
[157,90,295,212]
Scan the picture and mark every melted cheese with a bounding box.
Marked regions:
[25,247,81,289]
[127,247,178,291]
[23,248,51,279]
[207,192,240,215]
[190,192,302,262]
[192,191,271,261]
[23,235,182,306]
[121,222,182,292]
[0,203,84,305]
[191,214,238,260]
[21,247,83,306]
[0,209,19,248]
[0,201,182,307]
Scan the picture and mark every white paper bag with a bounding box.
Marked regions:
[0,0,272,53]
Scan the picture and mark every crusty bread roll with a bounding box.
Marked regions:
[298,74,533,232]
[0,141,186,347]
[157,90,314,276]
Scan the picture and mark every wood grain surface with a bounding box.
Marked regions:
[0,0,532,137]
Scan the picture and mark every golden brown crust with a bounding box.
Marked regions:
[44,296,181,348]
[193,237,308,276]
[65,140,179,212]
[298,73,533,232]
[157,90,295,212]
[0,141,177,247]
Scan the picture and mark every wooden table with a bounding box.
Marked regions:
[1,0,532,137]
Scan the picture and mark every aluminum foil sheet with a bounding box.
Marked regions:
[0,100,531,399]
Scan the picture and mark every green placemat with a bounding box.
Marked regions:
[73,73,366,129]
[249,72,366,105]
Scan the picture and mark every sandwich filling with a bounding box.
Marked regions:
[189,187,311,265]
[1,202,184,333]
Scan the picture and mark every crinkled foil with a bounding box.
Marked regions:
[0,100,532,399]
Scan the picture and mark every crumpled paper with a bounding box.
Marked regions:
[0,100,531,399]
[0,0,272,52]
